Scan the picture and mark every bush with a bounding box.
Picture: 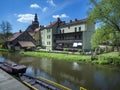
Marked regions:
[77,49,82,54]
[63,48,67,51]
[0,44,2,48]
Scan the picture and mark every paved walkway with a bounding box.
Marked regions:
[0,69,30,90]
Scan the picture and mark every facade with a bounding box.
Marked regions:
[7,14,40,50]
[7,31,36,50]
[40,18,61,50]
[40,18,95,51]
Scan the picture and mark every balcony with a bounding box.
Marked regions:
[56,39,82,43]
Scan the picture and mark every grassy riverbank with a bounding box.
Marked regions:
[0,49,10,52]
[20,51,91,62]
[21,51,120,65]
[93,52,120,65]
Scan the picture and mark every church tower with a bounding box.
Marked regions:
[32,13,39,28]
[26,13,40,32]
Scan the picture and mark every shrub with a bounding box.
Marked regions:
[0,44,2,48]
[77,49,82,54]
[63,48,67,51]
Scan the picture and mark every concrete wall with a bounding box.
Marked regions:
[82,22,95,51]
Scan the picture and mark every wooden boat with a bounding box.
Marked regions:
[0,61,27,74]
[20,74,71,90]
[20,74,59,90]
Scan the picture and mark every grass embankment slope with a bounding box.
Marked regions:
[93,52,120,65]
[0,49,10,52]
[21,51,91,62]
[21,51,120,65]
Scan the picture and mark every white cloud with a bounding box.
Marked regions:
[47,0,56,7]
[30,3,40,9]
[42,7,48,12]
[17,14,34,23]
[52,14,69,19]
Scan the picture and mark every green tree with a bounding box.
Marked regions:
[89,0,120,51]
[89,0,120,32]
[0,21,12,44]
[91,25,120,49]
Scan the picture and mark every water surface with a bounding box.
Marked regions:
[0,53,120,90]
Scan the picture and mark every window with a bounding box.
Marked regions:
[75,27,77,32]
[79,35,81,39]
[60,30,61,34]
[79,27,81,31]
[62,36,64,39]
[68,26,70,29]
[62,29,64,33]
[47,29,50,33]
[75,35,77,39]
[47,35,51,39]
[47,41,50,45]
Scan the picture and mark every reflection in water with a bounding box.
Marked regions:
[0,53,120,90]
[72,62,82,71]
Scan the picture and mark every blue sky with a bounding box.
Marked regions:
[0,0,89,33]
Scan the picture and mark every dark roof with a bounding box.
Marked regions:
[60,18,87,27]
[7,32,22,41]
[46,21,57,28]
[18,41,35,47]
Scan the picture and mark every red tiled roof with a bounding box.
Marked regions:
[18,41,35,47]
[7,32,22,41]
[46,21,57,28]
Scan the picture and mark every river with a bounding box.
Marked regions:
[0,52,120,90]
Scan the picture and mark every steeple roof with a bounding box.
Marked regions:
[34,13,38,22]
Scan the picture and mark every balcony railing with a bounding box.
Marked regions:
[56,39,82,43]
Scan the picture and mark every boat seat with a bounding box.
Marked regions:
[24,79,32,82]
[29,80,36,85]
[48,85,57,90]
[35,80,49,88]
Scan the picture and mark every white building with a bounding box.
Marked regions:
[40,18,95,52]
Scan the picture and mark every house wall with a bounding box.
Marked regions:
[41,28,52,50]
[34,30,40,46]
[41,23,58,50]
[40,19,95,51]
[11,31,36,47]
[82,22,95,51]
[58,24,86,34]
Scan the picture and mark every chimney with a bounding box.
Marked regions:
[75,18,78,21]
[70,20,72,23]
[19,30,22,33]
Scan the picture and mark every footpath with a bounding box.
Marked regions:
[0,69,30,90]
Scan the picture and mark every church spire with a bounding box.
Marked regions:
[34,13,38,22]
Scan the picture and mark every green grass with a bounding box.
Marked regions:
[20,51,91,62]
[17,51,120,65]
[93,52,120,65]
[0,49,10,52]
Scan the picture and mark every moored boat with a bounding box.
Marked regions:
[20,74,71,90]
[0,61,27,74]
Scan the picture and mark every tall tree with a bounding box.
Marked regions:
[91,25,120,49]
[88,0,120,51]
[88,0,120,32]
[0,21,12,44]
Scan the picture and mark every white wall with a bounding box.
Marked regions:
[59,24,86,33]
